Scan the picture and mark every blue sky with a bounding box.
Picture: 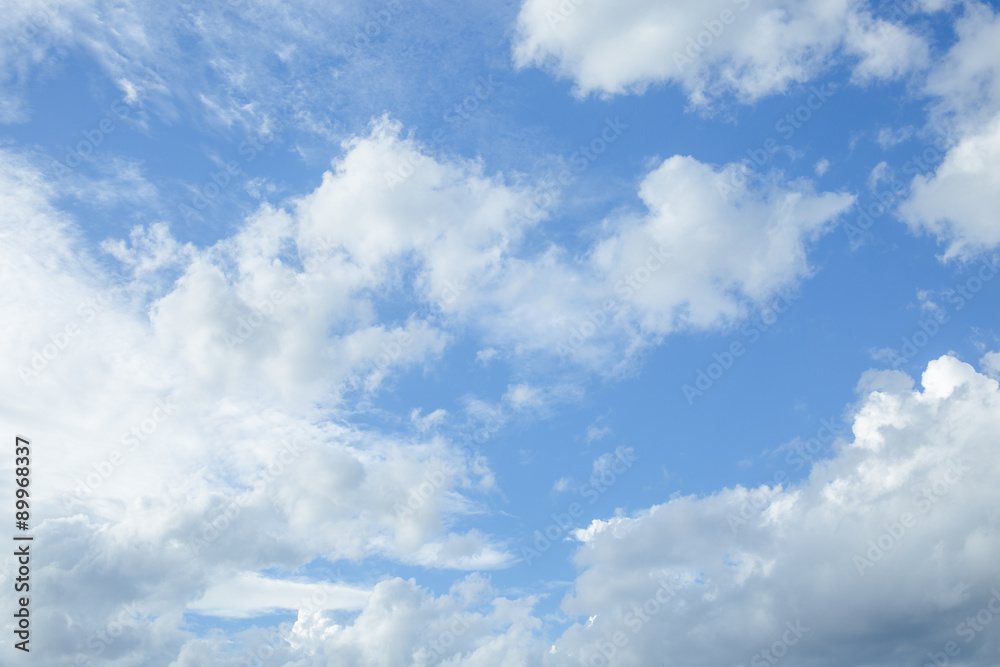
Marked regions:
[2,0,1000,665]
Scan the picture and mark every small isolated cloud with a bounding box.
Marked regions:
[505,383,544,410]
[867,160,891,191]
[585,423,611,443]
[410,408,448,432]
[476,347,499,365]
[876,125,914,148]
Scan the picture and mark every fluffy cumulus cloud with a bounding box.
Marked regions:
[899,3,1000,259]
[286,574,548,666]
[280,117,854,375]
[549,355,1000,666]
[588,157,853,338]
[0,136,518,663]
[426,156,853,373]
[899,113,1000,259]
[511,0,931,103]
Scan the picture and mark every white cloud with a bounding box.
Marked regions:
[0,0,172,124]
[867,159,891,190]
[588,446,636,486]
[585,423,610,443]
[282,122,852,377]
[0,140,514,661]
[102,221,193,277]
[411,408,449,432]
[845,9,930,84]
[898,3,1000,259]
[550,354,1000,666]
[921,2,1000,135]
[188,572,371,618]
[899,113,1000,259]
[587,156,854,338]
[408,532,515,570]
[503,382,584,413]
[876,125,914,148]
[475,347,499,365]
[425,156,853,377]
[512,0,930,103]
[287,574,547,666]
[981,351,1000,380]
[505,383,546,410]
